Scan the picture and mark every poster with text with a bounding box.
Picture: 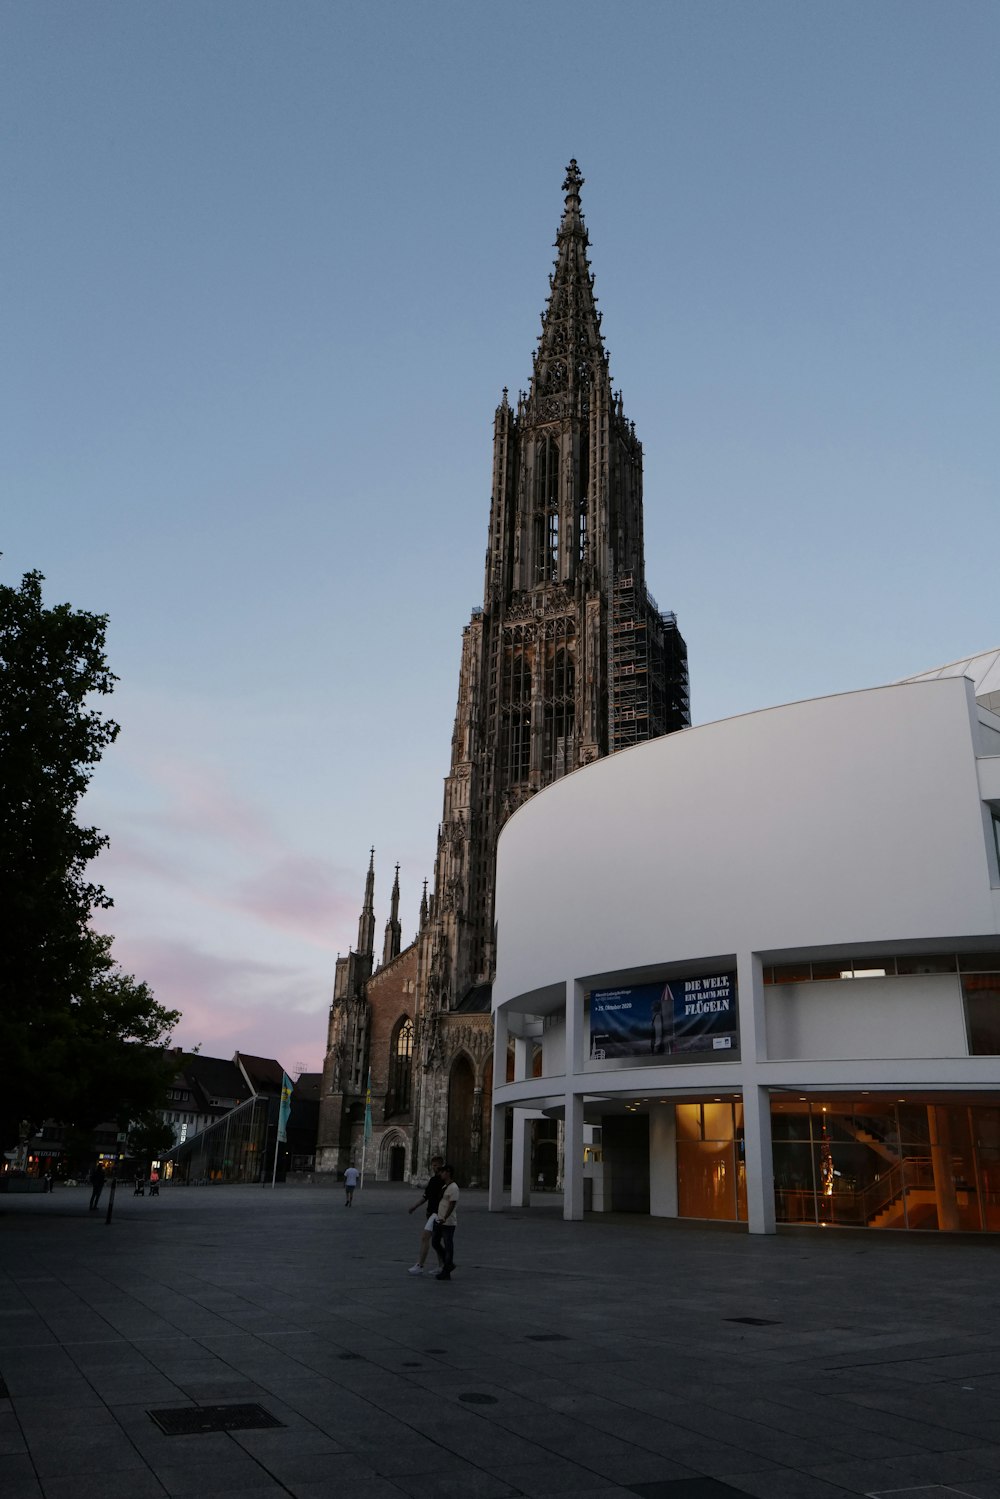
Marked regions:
[589,974,738,1060]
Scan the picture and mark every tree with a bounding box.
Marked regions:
[126,1111,178,1167]
[0,568,180,1147]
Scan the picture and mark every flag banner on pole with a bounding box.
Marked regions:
[363,1067,373,1144]
[277,1072,293,1144]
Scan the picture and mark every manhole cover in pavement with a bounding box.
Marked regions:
[525,1332,569,1341]
[459,1392,498,1405]
[725,1316,780,1326]
[338,1352,363,1360]
[867,1488,981,1497]
[149,1404,284,1436]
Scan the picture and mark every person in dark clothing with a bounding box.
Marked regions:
[407,1156,444,1275]
[88,1163,107,1211]
[432,1164,459,1281]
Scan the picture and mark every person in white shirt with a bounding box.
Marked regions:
[431,1164,459,1280]
[343,1163,360,1206]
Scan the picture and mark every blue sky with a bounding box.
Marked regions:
[3,1,997,1071]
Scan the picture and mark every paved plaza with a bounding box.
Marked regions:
[3,1184,1000,1498]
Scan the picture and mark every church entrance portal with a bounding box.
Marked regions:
[447,1055,475,1185]
[389,1145,406,1182]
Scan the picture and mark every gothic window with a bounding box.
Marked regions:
[501,647,532,785]
[351,1011,367,1090]
[578,432,590,562]
[385,1016,413,1117]
[533,439,559,583]
[544,646,575,780]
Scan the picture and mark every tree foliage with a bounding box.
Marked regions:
[0,569,180,1146]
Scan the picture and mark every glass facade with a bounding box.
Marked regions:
[164,1096,272,1184]
[676,1101,747,1222]
[771,1098,1000,1231]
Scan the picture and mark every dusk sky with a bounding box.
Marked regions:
[3,2,997,1074]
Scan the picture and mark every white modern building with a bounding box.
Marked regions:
[488,654,1000,1234]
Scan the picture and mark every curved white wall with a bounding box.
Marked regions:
[494,676,999,1009]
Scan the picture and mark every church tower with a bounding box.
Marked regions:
[413,162,689,1182]
[422,161,688,1014]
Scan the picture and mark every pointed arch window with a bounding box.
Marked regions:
[544,646,576,779]
[533,439,560,584]
[501,646,532,785]
[578,432,590,563]
[385,1016,413,1118]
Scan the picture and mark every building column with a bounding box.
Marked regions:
[564,1090,585,1221]
[511,1113,532,1208]
[737,950,776,1234]
[742,1084,776,1234]
[509,1035,531,1207]
[488,1006,509,1211]
[488,1100,507,1211]
[649,1103,678,1218]
[563,980,585,1221]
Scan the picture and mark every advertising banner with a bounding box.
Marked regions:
[589,973,738,1060]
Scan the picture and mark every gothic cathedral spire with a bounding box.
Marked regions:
[426,160,690,1021]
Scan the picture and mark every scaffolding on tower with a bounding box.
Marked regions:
[610,574,690,753]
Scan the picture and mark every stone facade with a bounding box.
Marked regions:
[316,162,689,1186]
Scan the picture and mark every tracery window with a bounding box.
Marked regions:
[545,647,576,779]
[533,439,560,583]
[385,1016,413,1117]
[501,647,532,785]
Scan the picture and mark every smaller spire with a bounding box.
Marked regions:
[382,862,402,966]
[419,878,429,931]
[356,847,376,957]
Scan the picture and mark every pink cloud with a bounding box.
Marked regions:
[233,855,357,946]
[108,934,327,1072]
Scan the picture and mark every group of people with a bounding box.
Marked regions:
[340,1155,459,1278]
[407,1156,459,1281]
[86,1163,160,1210]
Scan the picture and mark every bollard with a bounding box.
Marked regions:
[105,1173,117,1225]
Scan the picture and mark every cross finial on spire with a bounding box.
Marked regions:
[563,158,584,198]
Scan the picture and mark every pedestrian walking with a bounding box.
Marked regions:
[407,1156,444,1275]
[432,1163,459,1281]
[343,1163,360,1206]
[88,1163,107,1211]
[133,1171,146,1197]
[149,1169,160,1197]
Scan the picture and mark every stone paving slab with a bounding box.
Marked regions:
[4,1183,1000,1496]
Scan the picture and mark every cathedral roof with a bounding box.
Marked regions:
[454,982,493,1014]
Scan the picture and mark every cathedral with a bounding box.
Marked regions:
[316,161,690,1187]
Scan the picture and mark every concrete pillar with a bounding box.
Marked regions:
[565,979,585,1076]
[511,1112,532,1208]
[564,1090,585,1221]
[743,1084,776,1234]
[488,1100,506,1211]
[736,950,776,1235]
[487,1006,509,1212]
[562,979,586,1220]
[649,1103,678,1218]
